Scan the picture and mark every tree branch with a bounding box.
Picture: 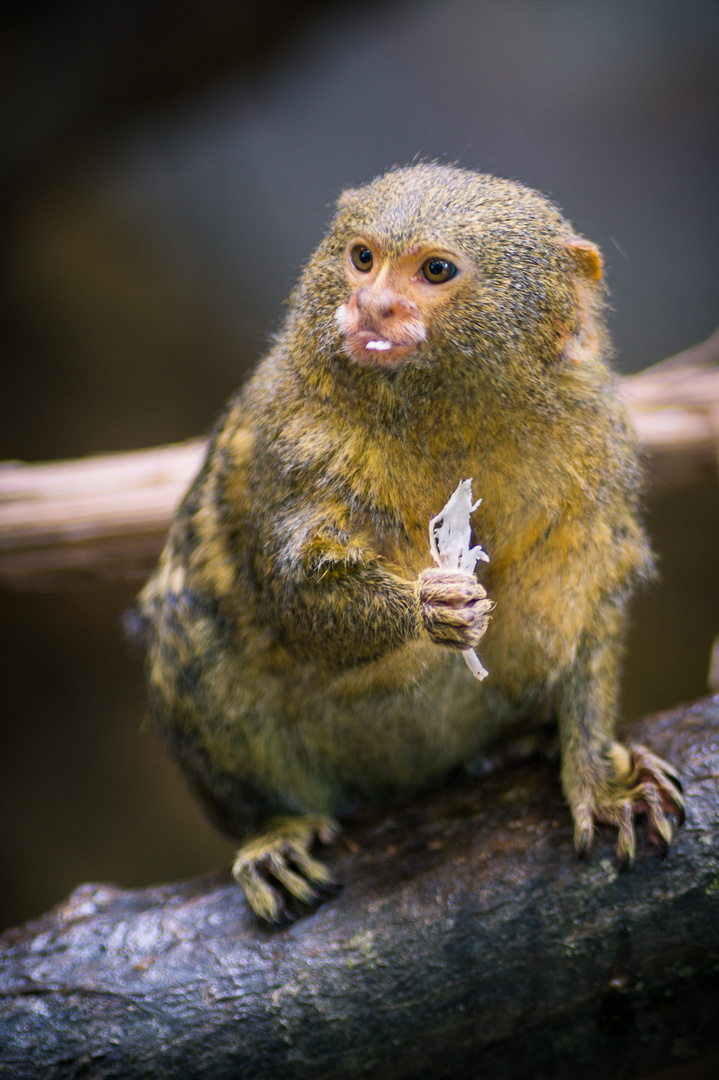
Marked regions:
[1,696,718,1079]
[0,330,718,589]
[620,326,719,492]
[0,440,205,587]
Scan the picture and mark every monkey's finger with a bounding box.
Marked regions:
[655,759,683,793]
[418,569,487,608]
[473,597,496,616]
[653,781,685,825]
[573,806,595,857]
[634,785,673,855]
[668,793,685,826]
[432,599,494,621]
[613,802,636,868]
[233,862,285,924]
[428,606,477,628]
[266,854,319,906]
[419,567,485,590]
[629,745,685,823]
[428,609,491,649]
[629,743,682,787]
[304,814,342,846]
[287,844,339,888]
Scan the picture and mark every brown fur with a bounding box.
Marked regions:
[136,164,683,922]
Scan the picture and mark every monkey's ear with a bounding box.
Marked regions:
[565,237,603,282]
[336,187,360,209]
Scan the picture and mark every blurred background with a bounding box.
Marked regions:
[1,0,718,942]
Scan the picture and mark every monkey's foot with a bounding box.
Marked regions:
[572,742,685,866]
[232,814,341,924]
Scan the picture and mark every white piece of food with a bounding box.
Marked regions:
[428,479,490,681]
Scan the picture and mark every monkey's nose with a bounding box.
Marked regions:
[359,287,417,323]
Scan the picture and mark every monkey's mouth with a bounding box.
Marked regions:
[335,299,427,368]
[341,328,419,367]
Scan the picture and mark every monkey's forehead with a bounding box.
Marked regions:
[331,164,568,251]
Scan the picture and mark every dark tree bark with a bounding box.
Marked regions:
[1,697,719,1079]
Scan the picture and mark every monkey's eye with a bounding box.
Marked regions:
[350,245,374,272]
[422,258,457,284]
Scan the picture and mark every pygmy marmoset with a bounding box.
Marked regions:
[135,163,684,923]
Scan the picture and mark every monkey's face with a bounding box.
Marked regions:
[334,237,467,369]
[294,165,604,393]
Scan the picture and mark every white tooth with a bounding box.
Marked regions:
[366,340,392,351]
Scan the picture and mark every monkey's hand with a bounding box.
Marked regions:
[232,814,341,924]
[416,567,494,650]
[570,741,685,866]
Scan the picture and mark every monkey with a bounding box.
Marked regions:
[133,163,684,924]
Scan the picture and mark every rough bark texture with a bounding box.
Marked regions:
[1,697,718,1079]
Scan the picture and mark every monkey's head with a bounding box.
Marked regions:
[290,163,606,392]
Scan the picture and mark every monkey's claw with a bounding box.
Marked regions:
[232,814,341,924]
[573,742,685,866]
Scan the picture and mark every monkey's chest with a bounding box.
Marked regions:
[274,643,544,802]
